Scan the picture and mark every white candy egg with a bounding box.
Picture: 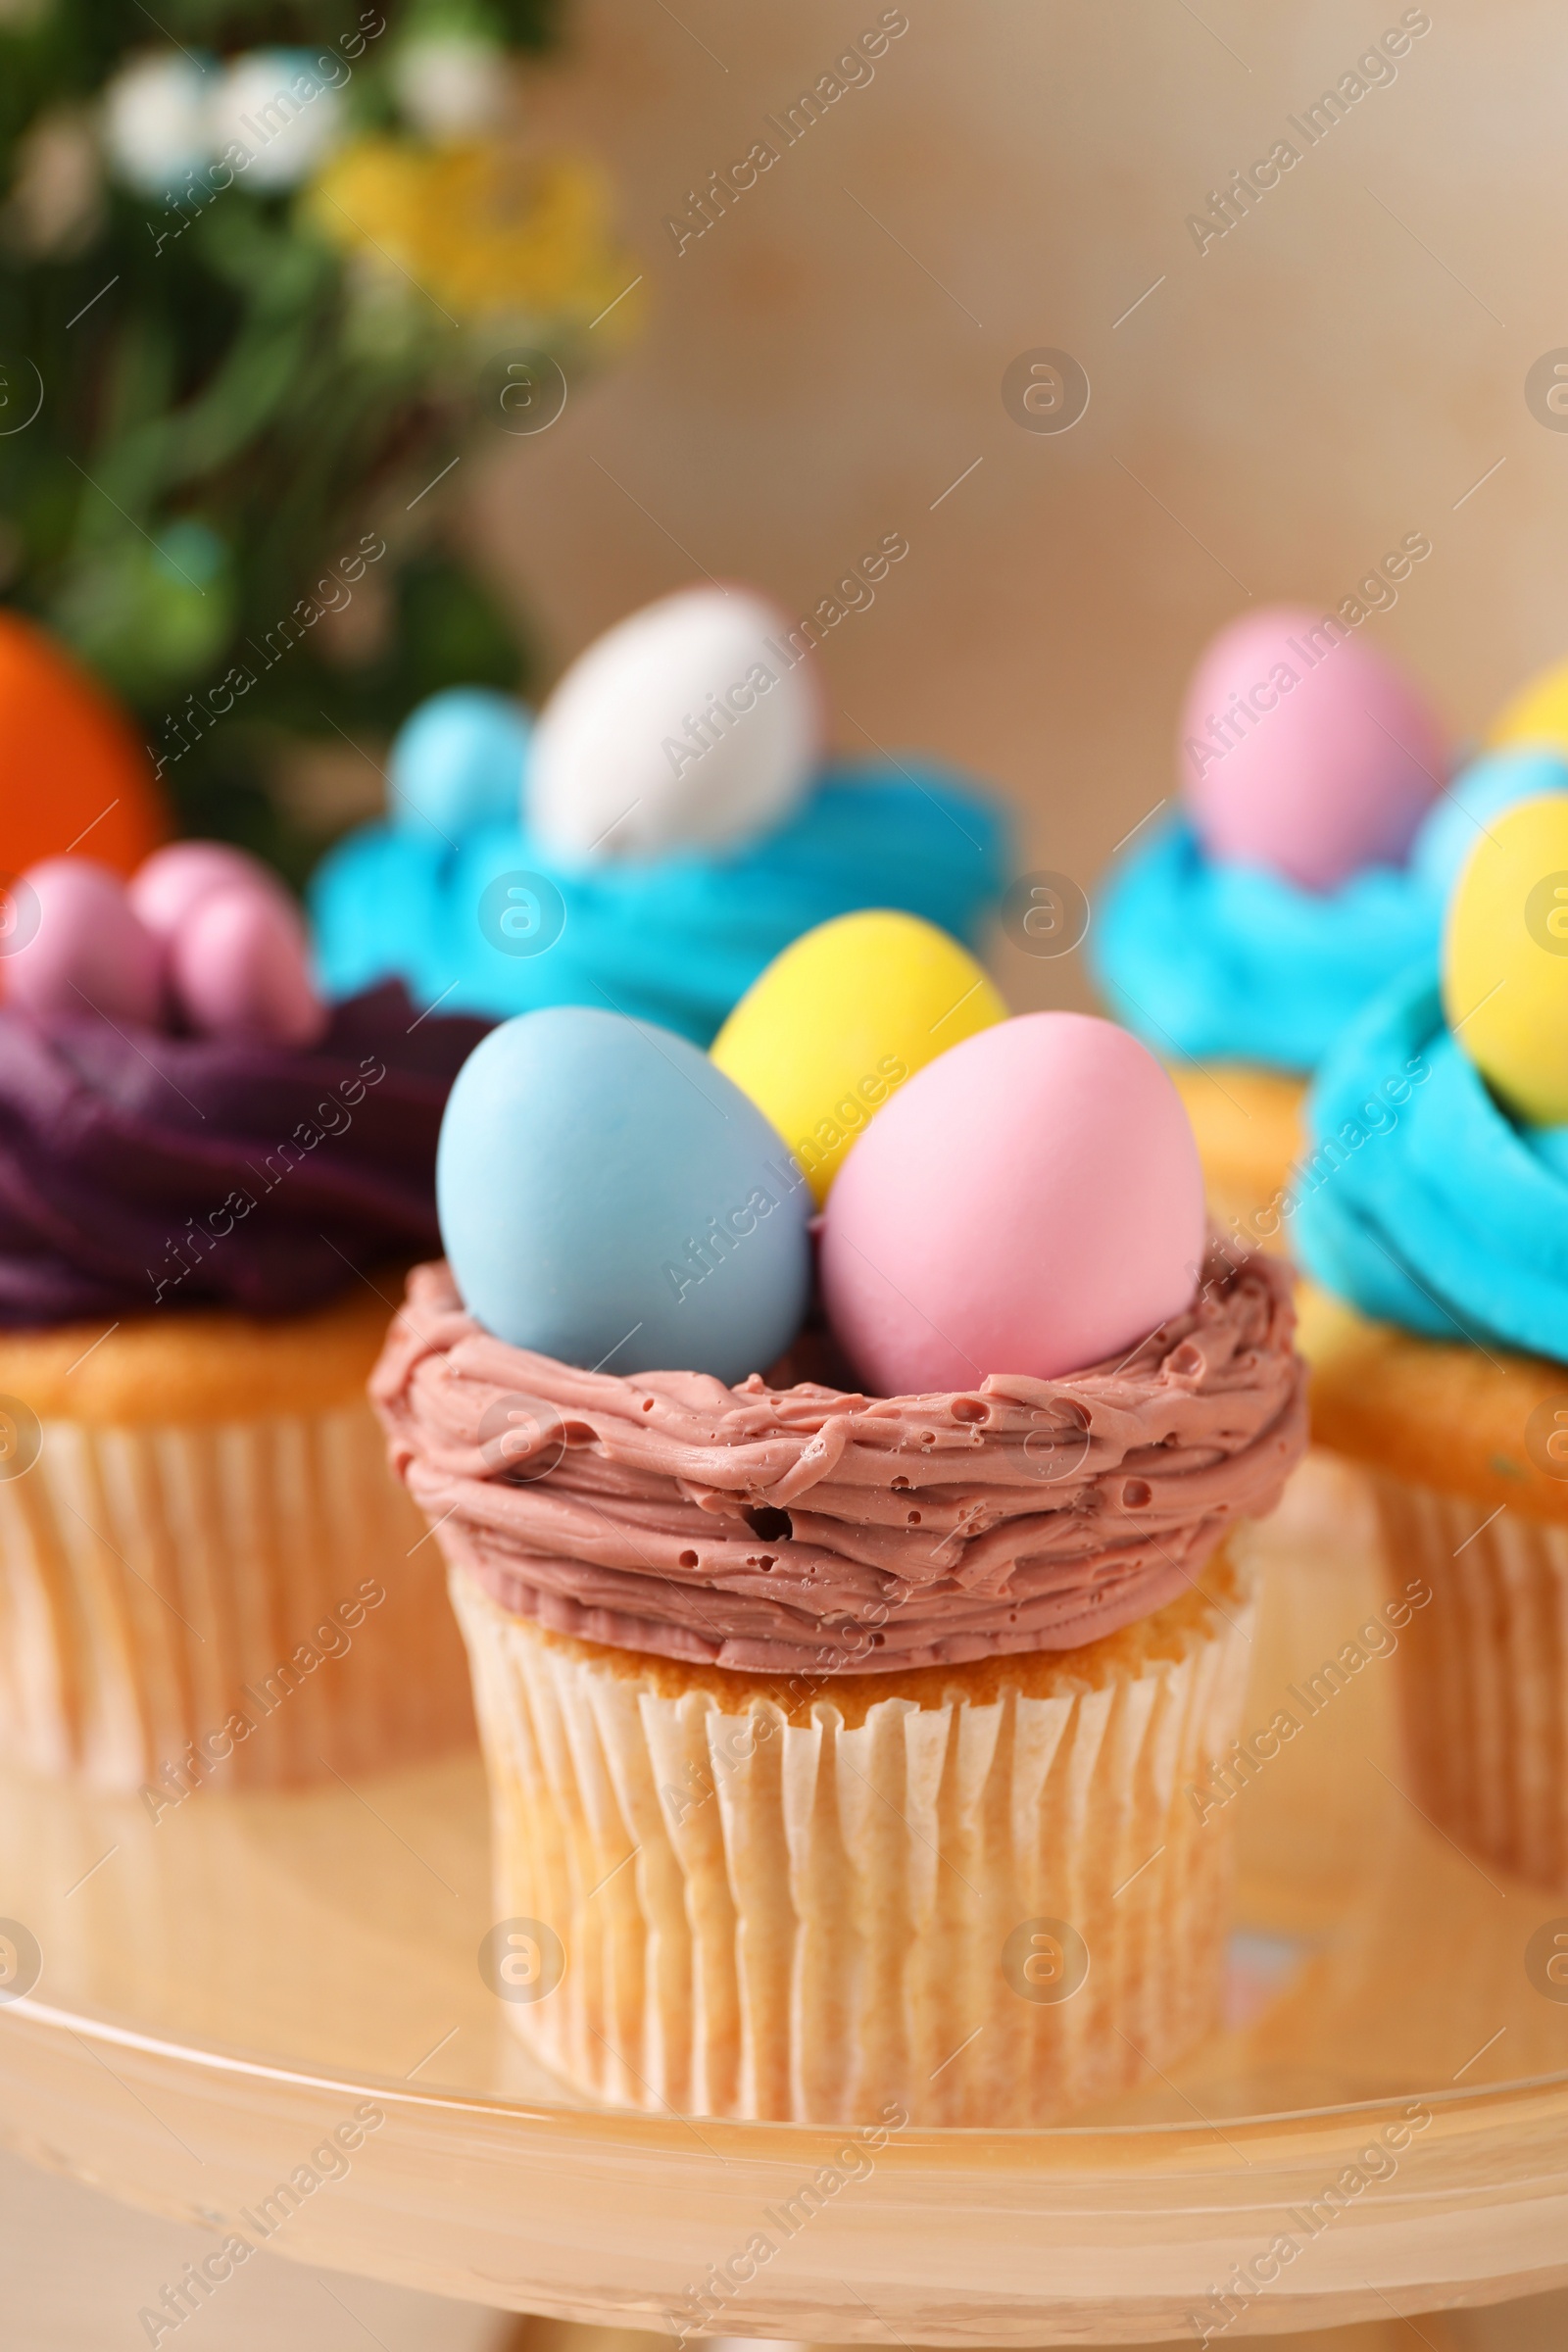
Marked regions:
[525,585,819,863]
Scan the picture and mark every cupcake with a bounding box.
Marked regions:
[1093,603,1450,1246]
[310,582,1009,1046]
[1295,791,1568,1888]
[0,842,486,1793]
[373,920,1307,2125]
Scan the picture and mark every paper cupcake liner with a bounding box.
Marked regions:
[0,1401,472,1793]
[1372,1471,1568,1889]
[452,1550,1257,2125]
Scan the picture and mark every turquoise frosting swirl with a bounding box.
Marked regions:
[1093,752,1568,1072]
[308,761,1009,1047]
[1292,964,1568,1362]
[1090,818,1438,1070]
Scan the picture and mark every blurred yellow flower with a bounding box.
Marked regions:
[306,136,640,335]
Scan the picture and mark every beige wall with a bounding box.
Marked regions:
[468,0,1565,1009]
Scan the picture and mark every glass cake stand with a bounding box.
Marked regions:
[2,1460,1566,2347]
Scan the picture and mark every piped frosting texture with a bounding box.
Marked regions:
[1092,818,1438,1071]
[0,982,487,1326]
[373,1248,1306,1676]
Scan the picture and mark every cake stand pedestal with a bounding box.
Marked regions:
[3,1468,1566,2344]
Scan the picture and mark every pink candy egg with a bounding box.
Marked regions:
[5,857,162,1028]
[170,884,326,1049]
[820,1013,1205,1394]
[1180,604,1445,891]
[129,840,288,942]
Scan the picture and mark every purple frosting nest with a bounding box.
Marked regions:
[0,982,488,1327]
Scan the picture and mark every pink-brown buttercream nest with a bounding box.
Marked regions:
[372,1248,1305,1676]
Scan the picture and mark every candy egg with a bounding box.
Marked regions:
[526,585,819,862]
[0,612,167,877]
[388,687,531,839]
[1181,605,1445,891]
[1488,652,1568,760]
[820,1012,1205,1393]
[1443,794,1568,1124]
[129,840,293,941]
[5,858,162,1028]
[711,910,1006,1206]
[170,883,326,1048]
[1410,748,1568,900]
[437,1006,811,1381]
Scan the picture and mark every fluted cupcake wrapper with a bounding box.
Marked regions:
[0,1403,472,1793]
[1372,1473,1568,1890]
[452,1551,1257,2126]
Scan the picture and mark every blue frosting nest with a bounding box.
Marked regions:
[1090,818,1440,1072]
[1292,964,1568,1363]
[1092,751,1568,1074]
[309,761,1010,1047]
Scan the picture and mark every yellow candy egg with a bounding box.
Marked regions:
[1444,794,1568,1123]
[710,910,1006,1204]
[1488,653,1568,760]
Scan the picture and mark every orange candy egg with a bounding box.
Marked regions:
[0,611,167,878]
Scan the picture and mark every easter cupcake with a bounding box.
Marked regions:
[310,583,1009,1046]
[0,844,486,1793]
[1296,793,1568,1888]
[374,918,1307,2125]
[1092,603,1449,1246]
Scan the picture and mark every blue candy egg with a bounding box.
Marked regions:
[388,688,530,840]
[1410,747,1568,899]
[436,1006,811,1382]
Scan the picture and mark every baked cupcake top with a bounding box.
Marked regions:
[374,1243,1304,1676]
[1295,793,1568,1364]
[1093,603,1463,1072]
[308,585,1007,1047]
[0,843,485,1326]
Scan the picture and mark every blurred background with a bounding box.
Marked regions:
[488,0,1561,1014]
[6,0,1568,2341]
[0,0,634,876]
[10,0,1559,997]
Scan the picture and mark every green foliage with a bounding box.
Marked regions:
[0,0,559,870]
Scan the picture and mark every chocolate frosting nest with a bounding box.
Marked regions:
[0,982,488,1326]
[373,1247,1307,1676]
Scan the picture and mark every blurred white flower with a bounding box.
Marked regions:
[210,50,345,190]
[102,52,213,197]
[392,33,509,138]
